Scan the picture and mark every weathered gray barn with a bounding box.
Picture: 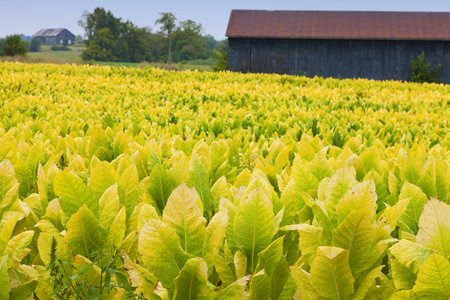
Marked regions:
[226,10,450,83]
[33,29,75,45]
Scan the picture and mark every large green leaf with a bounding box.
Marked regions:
[270,258,291,300]
[390,290,419,300]
[335,179,377,223]
[0,255,10,300]
[292,156,319,208]
[53,171,97,216]
[103,207,126,251]
[398,182,428,234]
[290,265,321,299]
[234,250,247,279]
[413,253,450,299]
[138,219,191,291]
[400,151,424,184]
[88,161,118,198]
[173,257,213,300]
[0,159,17,200]
[162,182,206,256]
[389,240,432,273]
[122,251,161,300]
[296,224,327,265]
[309,152,334,182]
[65,205,107,258]
[332,210,374,273]
[255,237,284,276]
[202,208,228,271]
[98,184,120,229]
[382,197,410,233]
[310,246,354,300]
[416,198,450,258]
[214,275,251,300]
[324,164,358,219]
[9,279,38,300]
[248,270,271,300]
[188,152,214,218]
[233,187,274,272]
[352,265,384,300]
[0,212,19,256]
[4,230,34,268]
[118,164,139,219]
[147,163,174,212]
[390,258,417,290]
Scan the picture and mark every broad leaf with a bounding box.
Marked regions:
[389,240,432,273]
[0,213,19,255]
[162,182,207,256]
[147,163,174,212]
[332,210,374,273]
[335,179,377,223]
[233,187,274,272]
[214,275,251,300]
[255,237,284,276]
[98,184,120,228]
[65,205,107,258]
[173,257,213,300]
[188,152,213,218]
[413,253,450,299]
[202,208,228,271]
[0,255,10,300]
[4,230,34,268]
[398,182,428,234]
[310,246,354,300]
[138,219,191,291]
[53,171,97,216]
[122,251,161,300]
[118,164,139,218]
[324,164,358,219]
[416,198,450,258]
[89,161,118,198]
[0,159,17,200]
[103,207,126,250]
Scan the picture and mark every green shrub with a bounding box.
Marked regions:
[30,38,41,52]
[51,45,71,51]
[0,35,28,56]
[410,52,441,83]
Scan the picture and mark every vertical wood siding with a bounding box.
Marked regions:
[228,38,450,83]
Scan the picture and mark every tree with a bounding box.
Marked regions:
[81,27,116,61]
[0,35,28,56]
[410,52,441,83]
[30,37,41,52]
[155,12,177,63]
[212,40,228,71]
[172,20,208,61]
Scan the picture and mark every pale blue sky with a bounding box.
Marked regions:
[1,0,450,40]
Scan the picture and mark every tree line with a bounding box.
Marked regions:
[79,8,227,64]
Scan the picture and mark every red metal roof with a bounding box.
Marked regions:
[226,10,450,40]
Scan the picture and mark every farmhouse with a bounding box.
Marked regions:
[226,10,450,83]
[33,28,76,45]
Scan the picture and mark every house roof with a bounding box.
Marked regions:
[226,10,450,40]
[33,28,74,37]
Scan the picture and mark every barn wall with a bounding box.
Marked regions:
[42,31,76,45]
[228,38,450,83]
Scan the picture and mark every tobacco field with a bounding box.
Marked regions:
[1,61,450,299]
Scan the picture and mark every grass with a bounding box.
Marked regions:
[28,44,85,63]
[23,44,214,71]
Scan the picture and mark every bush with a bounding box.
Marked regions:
[212,43,227,72]
[30,38,41,52]
[410,53,441,83]
[51,45,71,51]
[0,35,28,56]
